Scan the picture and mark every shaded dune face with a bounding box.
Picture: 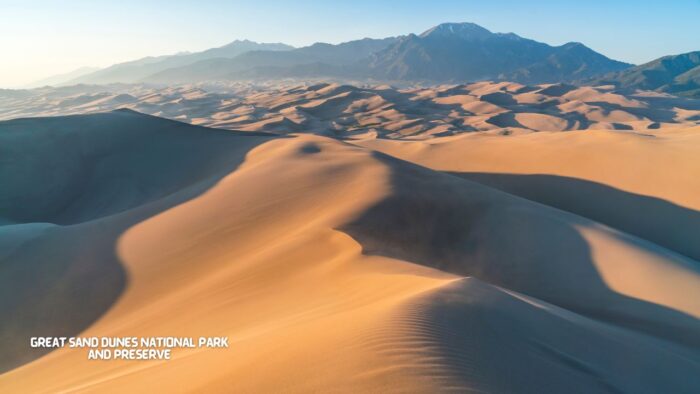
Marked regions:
[341,153,700,347]
[0,109,272,225]
[1,110,699,392]
[0,110,275,373]
[356,128,700,263]
[449,172,700,263]
[392,278,700,393]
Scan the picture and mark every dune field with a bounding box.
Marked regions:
[1,83,700,393]
[2,82,699,138]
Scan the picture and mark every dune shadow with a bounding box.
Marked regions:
[340,153,700,348]
[448,172,700,263]
[631,94,700,111]
[0,110,279,374]
[486,112,529,129]
[538,84,578,97]
[587,101,679,123]
[412,278,700,393]
[480,92,517,106]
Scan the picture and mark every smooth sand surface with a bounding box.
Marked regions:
[1,103,699,393]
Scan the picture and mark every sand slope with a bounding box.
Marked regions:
[0,110,275,373]
[357,127,700,262]
[1,110,699,393]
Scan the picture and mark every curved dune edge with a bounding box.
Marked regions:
[356,127,700,262]
[356,127,700,210]
[0,134,460,393]
[2,120,700,392]
[381,277,700,393]
[0,110,275,374]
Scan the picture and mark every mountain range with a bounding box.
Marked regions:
[592,51,700,98]
[24,67,101,88]
[67,40,294,85]
[54,23,630,86]
[363,23,630,83]
[144,37,399,83]
[34,22,699,95]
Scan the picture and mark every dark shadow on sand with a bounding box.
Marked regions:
[447,172,700,263]
[340,153,700,349]
[0,109,279,374]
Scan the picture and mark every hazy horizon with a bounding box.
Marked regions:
[2,0,699,88]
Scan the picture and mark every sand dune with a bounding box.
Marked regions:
[357,127,700,261]
[1,108,699,392]
[0,110,275,373]
[2,82,699,139]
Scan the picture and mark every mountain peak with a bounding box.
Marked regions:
[225,39,252,45]
[561,42,587,50]
[221,39,294,51]
[419,22,492,40]
[221,39,259,48]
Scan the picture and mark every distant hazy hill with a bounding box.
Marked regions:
[365,23,631,83]
[68,40,294,85]
[24,67,101,88]
[146,37,398,83]
[592,51,700,98]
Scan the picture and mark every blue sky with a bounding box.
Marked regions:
[1,0,698,87]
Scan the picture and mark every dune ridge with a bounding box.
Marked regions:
[357,127,700,261]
